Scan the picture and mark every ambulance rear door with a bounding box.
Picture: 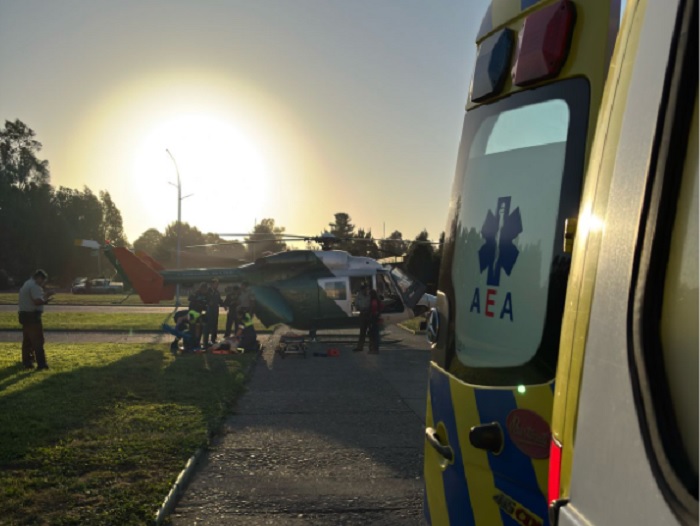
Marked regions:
[423,1,620,524]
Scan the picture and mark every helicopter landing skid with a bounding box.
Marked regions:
[276,334,308,359]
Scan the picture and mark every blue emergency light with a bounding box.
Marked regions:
[470,28,514,103]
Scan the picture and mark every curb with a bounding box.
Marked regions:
[396,323,426,336]
[154,448,206,525]
[153,347,263,525]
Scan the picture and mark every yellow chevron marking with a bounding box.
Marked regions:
[451,375,503,525]
[423,383,450,525]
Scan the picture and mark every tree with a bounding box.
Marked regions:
[405,230,437,291]
[0,121,134,285]
[379,230,407,258]
[351,228,380,258]
[53,187,105,279]
[245,218,287,259]
[0,120,53,282]
[327,212,355,252]
[53,187,104,241]
[100,191,128,247]
[133,228,164,255]
[0,119,50,191]
[156,222,208,267]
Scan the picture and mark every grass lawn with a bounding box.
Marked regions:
[0,342,256,525]
[0,292,176,307]
[0,311,269,333]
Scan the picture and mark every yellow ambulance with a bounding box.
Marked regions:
[423,0,697,524]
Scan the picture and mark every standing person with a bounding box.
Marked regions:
[353,283,371,352]
[223,285,241,338]
[203,278,222,346]
[187,282,209,350]
[368,288,382,354]
[238,282,255,318]
[18,269,54,370]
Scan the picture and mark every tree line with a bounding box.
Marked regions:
[0,120,442,291]
[0,120,128,288]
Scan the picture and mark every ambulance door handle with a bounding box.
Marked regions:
[425,427,454,462]
[469,422,504,454]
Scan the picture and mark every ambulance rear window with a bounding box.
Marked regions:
[448,78,589,383]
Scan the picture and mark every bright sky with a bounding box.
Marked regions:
[0,0,489,245]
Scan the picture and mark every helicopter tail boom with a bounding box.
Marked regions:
[111,247,175,303]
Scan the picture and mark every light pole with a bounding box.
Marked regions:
[166,149,192,308]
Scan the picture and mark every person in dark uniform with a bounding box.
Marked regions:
[187,282,209,350]
[368,288,382,354]
[222,284,241,338]
[203,278,222,346]
[353,283,370,352]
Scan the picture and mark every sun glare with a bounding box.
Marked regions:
[132,113,268,235]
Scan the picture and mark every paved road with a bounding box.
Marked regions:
[170,328,431,525]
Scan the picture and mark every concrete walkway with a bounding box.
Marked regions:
[169,328,431,525]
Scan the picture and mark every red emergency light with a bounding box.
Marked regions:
[513,0,576,86]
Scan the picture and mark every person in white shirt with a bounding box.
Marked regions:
[18,269,54,370]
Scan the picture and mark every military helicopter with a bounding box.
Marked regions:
[103,233,428,332]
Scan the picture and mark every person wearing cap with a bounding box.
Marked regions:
[353,282,371,352]
[17,269,54,370]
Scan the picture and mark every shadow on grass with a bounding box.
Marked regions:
[0,344,257,525]
[0,347,249,464]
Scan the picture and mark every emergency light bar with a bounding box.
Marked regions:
[470,0,577,103]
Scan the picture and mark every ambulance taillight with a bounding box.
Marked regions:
[548,437,565,523]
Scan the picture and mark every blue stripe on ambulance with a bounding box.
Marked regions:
[429,369,476,525]
[474,389,548,524]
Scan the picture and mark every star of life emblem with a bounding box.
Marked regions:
[478,196,522,286]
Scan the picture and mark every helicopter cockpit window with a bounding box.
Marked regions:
[389,267,426,309]
[376,273,404,313]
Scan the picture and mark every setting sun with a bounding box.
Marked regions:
[131,113,268,235]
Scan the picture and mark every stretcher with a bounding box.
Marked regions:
[276,332,308,358]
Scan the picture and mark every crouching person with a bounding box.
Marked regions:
[236,307,259,353]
